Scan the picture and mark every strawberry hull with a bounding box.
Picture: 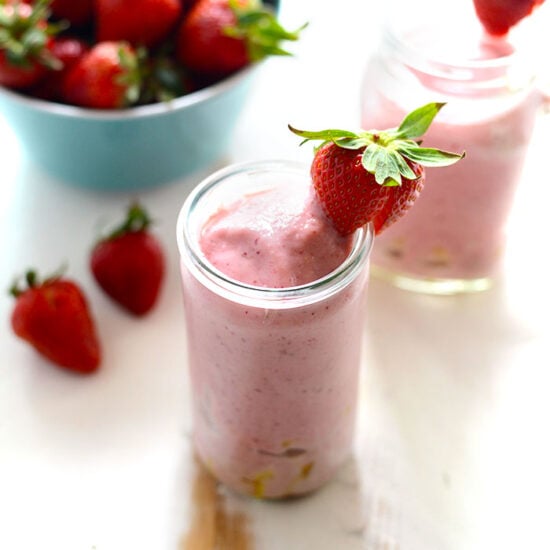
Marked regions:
[177,161,373,498]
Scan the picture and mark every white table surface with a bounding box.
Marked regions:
[1,1,550,549]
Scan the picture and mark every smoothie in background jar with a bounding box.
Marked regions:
[177,161,373,499]
[361,2,543,294]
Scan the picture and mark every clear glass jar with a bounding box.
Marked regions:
[176,161,373,498]
[361,1,543,294]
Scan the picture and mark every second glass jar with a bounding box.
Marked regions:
[361,2,543,294]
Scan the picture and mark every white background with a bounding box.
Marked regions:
[1,1,550,549]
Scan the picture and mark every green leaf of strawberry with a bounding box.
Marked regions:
[0,0,65,89]
[397,143,464,167]
[362,144,399,185]
[289,103,465,235]
[226,0,307,61]
[392,101,445,140]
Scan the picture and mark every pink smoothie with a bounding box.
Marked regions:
[361,23,542,286]
[179,169,371,498]
[200,184,353,287]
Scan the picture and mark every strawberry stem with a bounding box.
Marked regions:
[113,43,143,106]
[9,270,38,298]
[107,202,152,240]
[26,269,37,288]
[0,0,65,70]
[9,266,65,297]
[225,0,307,61]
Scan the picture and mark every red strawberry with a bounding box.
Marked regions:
[90,203,165,316]
[30,37,89,101]
[0,0,63,89]
[473,0,546,35]
[61,41,141,108]
[290,103,464,236]
[176,0,304,77]
[50,0,94,27]
[10,270,101,374]
[96,0,183,48]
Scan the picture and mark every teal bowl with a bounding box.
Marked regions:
[0,65,257,190]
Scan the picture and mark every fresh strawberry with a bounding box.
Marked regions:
[10,270,101,374]
[96,0,183,48]
[61,41,141,108]
[90,203,165,316]
[289,103,464,236]
[473,0,546,35]
[50,0,94,27]
[30,37,88,101]
[0,0,63,89]
[176,0,305,77]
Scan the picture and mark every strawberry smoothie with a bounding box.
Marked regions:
[360,11,542,292]
[177,161,373,498]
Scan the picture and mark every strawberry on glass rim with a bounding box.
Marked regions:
[289,103,465,236]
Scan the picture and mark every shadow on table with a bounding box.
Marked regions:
[178,452,368,550]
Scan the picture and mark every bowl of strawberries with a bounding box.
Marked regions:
[0,0,297,189]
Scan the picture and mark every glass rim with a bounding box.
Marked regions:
[176,160,374,309]
[381,14,532,73]
[386,28,522,70]
[379,20,538,96]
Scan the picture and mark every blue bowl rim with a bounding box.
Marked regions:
[0,63,257,121]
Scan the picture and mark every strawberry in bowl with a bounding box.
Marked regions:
[0,0,304,189]
[0,0,63,90]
